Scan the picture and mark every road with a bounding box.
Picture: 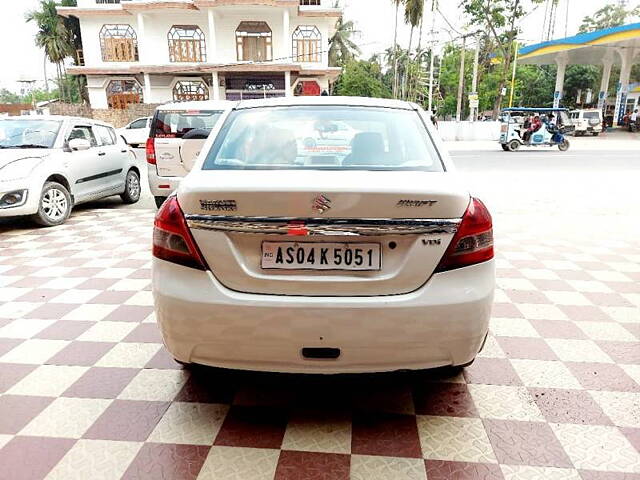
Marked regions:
[1,140,639,477]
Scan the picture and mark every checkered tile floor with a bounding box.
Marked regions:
[0,208,639,480]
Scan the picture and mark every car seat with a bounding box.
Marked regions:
[343,132,386,166]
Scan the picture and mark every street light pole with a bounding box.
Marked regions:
[455,35,466,122]
[427,0,437,113]
[470,35,480,121]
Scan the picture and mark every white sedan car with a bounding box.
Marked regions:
[152,97,494,373]
[0,116,140,226]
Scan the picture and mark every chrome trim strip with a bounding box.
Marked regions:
[185,215,461,236]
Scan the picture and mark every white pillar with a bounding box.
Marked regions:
[211,72,220,100]
[137,13,146,63]
[553,55,567,108]
[284,71,292,97]
[614,48,634,126]
[282,8,290,61]
[143,73,151,103]
[598,58,613,109]
[207,9,217,61]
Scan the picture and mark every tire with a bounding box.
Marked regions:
[32,181,72,227]
[507,139,520,152]
[155,196,167,209]
[593,132,600,136]
[121,169,141,204]
[173,358,193,369]
[501,144,509,151]
[558,139,570,152]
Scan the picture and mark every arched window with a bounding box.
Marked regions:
[173,80,210,102]
[106,79,143,109]
[99,24,138,62]
[236,22,272,62]
[292,26,321,62]
[168,25,207,62]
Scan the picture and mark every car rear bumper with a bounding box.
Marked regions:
[152,258,495,373]
[148,165,182,197]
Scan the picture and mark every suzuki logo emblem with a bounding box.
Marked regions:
[312,194,332,214]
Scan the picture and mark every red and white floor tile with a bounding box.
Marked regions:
[0,208,639,480]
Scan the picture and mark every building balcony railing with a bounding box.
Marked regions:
[94,0,325,4]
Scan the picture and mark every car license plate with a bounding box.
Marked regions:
[261,242,381,271]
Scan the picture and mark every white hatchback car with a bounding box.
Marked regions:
[152,97,495,373]
[117,116,151,148]
[0,116,140,226]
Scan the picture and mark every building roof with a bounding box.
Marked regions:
[518,22,640,65]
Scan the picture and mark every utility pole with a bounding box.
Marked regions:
[509,41,519,107]
[469,34,480,122]
[564,0,570,37]
[455,35,466,122]
[427,0,437,113]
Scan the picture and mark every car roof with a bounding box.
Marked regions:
[156,100,234,111]
[234,96,418,111]
[0,115,115,127]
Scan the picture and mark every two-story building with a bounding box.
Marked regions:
[58,0,342,109]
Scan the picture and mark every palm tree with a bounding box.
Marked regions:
[328,17,361,67]
[25,0,74,102]
[402,0,424,99]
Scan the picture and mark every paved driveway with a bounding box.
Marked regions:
[0,144,639,479]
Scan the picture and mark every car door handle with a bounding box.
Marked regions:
[98,152,106,156]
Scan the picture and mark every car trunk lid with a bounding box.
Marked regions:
[178,170,469,296]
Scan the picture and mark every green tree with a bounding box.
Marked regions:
[328,17,361,67]
[579,3,640,32]
[333,60,391,98]
[25,0,74,102]
[0,89,22,104]
[562,65,600,108]
[462,0,543,117]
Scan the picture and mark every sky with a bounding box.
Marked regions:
[0,0,637,93]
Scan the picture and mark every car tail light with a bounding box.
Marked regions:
[153,196,207,270]
[435,197,493,272]
[146,138,156,165]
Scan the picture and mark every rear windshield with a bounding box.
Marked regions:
[583,112,600,119]
[152,110,223,139]
[203,106,443,171]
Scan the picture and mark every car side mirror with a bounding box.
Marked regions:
[68,138,91,151]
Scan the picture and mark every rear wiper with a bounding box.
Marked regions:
[14,144,49,149]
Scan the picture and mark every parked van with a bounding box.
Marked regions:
[146,101,231,208]
[569,109,603,136]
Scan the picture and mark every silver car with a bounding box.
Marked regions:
[0,116,140,226]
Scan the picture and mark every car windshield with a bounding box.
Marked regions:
[203,106,443,171]
[0,119,61,149]
[583,112,599,119]
[152,110,223,138]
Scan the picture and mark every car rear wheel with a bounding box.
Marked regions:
[121,169,141,204]
[501,144,509,151]
[507,139,520,152]
[155,196,167,209]
[32,181,72,227]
